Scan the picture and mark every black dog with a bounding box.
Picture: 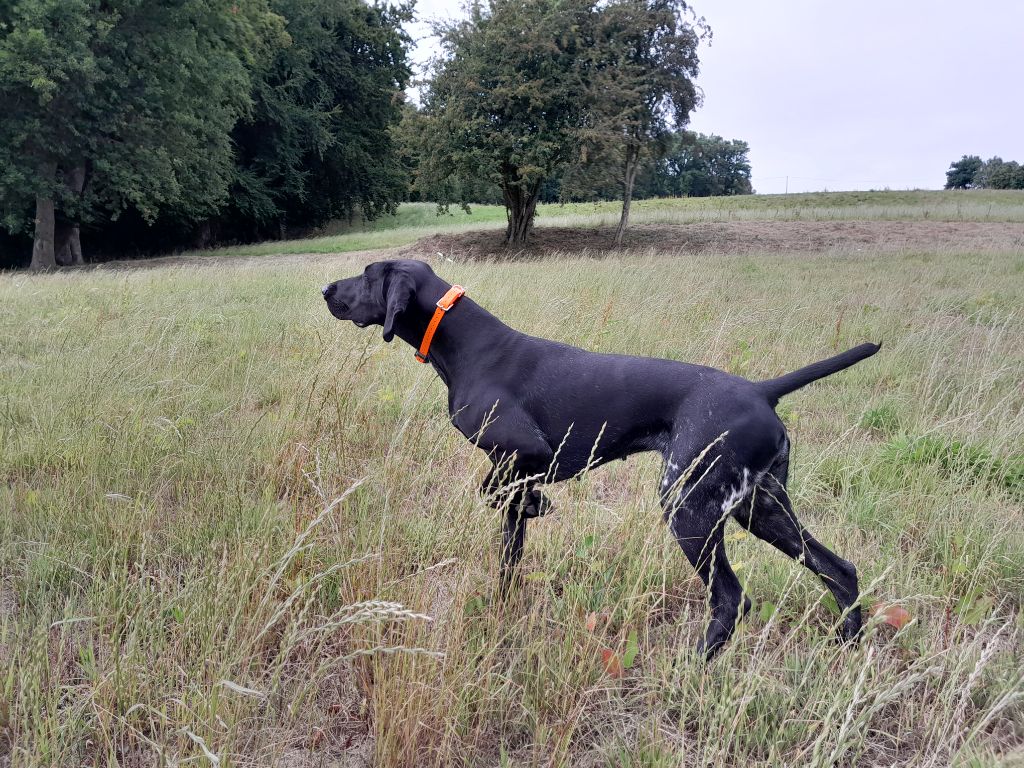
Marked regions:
[322,259,880,658]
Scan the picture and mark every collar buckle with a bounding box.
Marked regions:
[436,285,465,311]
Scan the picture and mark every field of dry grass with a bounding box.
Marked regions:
[2,221,1023,765]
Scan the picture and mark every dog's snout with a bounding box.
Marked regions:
[321,284,333,299]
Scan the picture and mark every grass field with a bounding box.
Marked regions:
[2,204,1024,765]
[202,189,1024,259]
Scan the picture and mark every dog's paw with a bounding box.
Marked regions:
[838,606,864,644]
[497,569,524,601]
[522,489,554,519]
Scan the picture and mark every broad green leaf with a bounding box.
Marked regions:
[623,630,639,669]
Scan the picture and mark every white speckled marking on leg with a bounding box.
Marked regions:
[662,458,680,489]
[721,468,750,515]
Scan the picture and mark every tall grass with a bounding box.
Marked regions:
[2,245,1023,765]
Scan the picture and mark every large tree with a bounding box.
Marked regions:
[0,0,282,270]
[220,0,413,242]
[944,155,984,189]
[416,0,593,246]
[588,0,702,245]
[416,0,705,246]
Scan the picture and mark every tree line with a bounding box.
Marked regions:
[403,129,752,208]
[1,0,412,270]
[1,0,751,269]
[945,155,1024,190]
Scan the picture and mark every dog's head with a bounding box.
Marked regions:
[321,259,434,342]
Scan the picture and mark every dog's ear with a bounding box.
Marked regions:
[382,267,415,342]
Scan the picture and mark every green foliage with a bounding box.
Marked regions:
[944,155,983,189]
[946,155,1024,191]
[0,0,412,265]
[417,0,594,243]
[397,104,504,207]
[859,402,903,435]
[411,0,708,241]
[0,0,96,230]
[571,0,702,219]
[221,0,413,239]
[973,157,1024,191]
[622,628,639,668]
[414,0,704,243]
[636,130,753,197]
[0,0,283,234]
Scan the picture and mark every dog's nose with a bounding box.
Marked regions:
[321,284,333,298]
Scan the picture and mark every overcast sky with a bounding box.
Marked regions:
[406,0,1023,194]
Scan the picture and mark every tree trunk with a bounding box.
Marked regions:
[55,164,87,266]
[502,174,542,247]
[54,224,83,266]
[29,160,59,272]
[193,221,213,249]
[614,145,641,248]
[55,223,73,265]
[68,226,83,265]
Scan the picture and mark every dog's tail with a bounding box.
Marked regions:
[757,342,881,406]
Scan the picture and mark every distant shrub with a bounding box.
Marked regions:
[945,154,1024,190]
[860,403,903,435]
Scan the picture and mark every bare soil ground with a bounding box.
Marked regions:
[86,220,1024,272]
[404,220,1024,260]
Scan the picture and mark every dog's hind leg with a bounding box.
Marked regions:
[661,458,749,660]
[735,455,862,642]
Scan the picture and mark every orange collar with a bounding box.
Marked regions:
[415,285,465,363]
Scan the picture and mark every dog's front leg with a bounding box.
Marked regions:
[480,465,534,596]
[457,398,557,595]
[478,441,554,596]
[500,506,527,596]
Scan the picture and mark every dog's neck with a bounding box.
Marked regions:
[391,274,510,387]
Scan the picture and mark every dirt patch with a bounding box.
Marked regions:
[275,741,373,768]
[402,220,1024,260]
[75,220,1024,272]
